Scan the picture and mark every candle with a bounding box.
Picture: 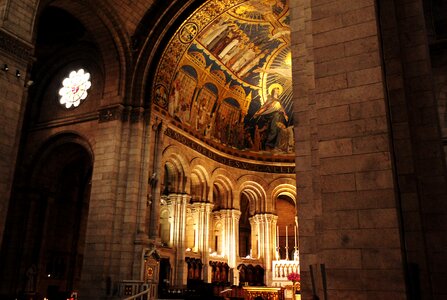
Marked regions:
[276,225,280,260]
[294,225,297,248]
[277,225,279,247]
[286,225,289,260]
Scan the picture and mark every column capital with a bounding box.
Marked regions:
[191,201,214,212]
[217,209,241,220]
[250,213,277,223]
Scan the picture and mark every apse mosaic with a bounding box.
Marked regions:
[153,0,293,155]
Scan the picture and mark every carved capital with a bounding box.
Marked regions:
[98,105,123,123]
[130,107,145,123]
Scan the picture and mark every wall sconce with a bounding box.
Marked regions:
[2,64,8,71]
[15,70,20,77]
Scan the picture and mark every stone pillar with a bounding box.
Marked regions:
[222,209,241,267]
[192,202,213,281]
[168,193,189,286]
[251,213,277,286]
[0,29,33,250]
[148,121,166,240]
[119,108,154,280]
[220,209,240,284]
[249,217,259,259]
[80,106,126,299]
[291,0,408,298]
[378,0,447,297]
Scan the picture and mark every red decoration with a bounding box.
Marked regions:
[287,272,300,282]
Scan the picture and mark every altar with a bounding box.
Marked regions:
[242,286,285,300]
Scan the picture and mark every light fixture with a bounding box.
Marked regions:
[2,64,8,71]
[15,70,21,77]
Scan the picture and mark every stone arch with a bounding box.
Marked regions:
[210,168,237,210]
[131,0,203,107]
[35,0,130,101]
[211,220,223,254]
[269,178,297,213]
[2,131,94,297]
[29,132,94,188]
[161,145,190,194]
[189,160,211,203]
[238,175,268,213]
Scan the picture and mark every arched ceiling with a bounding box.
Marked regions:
[152,0,293,158]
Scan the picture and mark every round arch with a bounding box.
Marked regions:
[237,177,268,213]
[29,132,94,187]
[190,161,211,202]
[210,168,237,209]
[2,132,94,298]
[35,0,129,102]
[162,145,191,194]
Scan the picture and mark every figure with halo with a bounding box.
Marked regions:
[252,83,289,150]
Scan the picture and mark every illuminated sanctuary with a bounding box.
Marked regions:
[1,0,447,299]
[147,0,300,295]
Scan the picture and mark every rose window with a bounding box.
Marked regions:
[58,69,91,108]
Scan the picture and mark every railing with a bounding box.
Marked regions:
[122,287,150,300]
[272,260,300,282]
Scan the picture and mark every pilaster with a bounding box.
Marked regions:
[80,105,126,299]
[0,28,33,250]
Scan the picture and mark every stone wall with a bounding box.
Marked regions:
[291,0,408,298]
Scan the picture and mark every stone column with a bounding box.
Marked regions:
[148,121,166,241]
[220,209,240,285]
[80,106,126,299]
[192,202,213,281]
[291,0,408,298]
[249,217,259,259]
[251,213,277,286]
[168,193,189,286]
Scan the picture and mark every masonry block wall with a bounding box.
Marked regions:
[1,0,447,299]
[292,0,447,298]
[292,0,408,298]
[378,0,447,298]
[0,25,34,252]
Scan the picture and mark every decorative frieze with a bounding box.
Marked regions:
[0,29,33,62]
[99,105,148,123]
[165,127,295,173]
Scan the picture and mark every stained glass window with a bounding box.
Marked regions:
[58,69,91,108]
